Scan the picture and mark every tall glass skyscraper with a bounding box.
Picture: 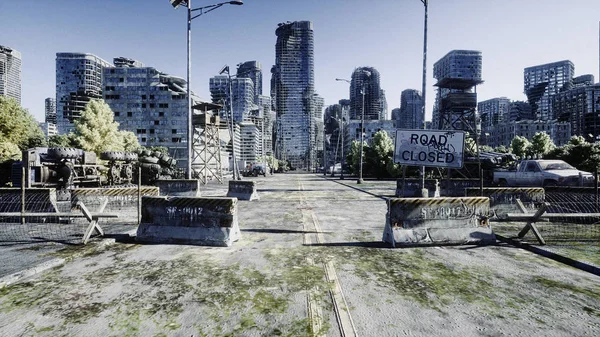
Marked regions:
[56,53,111,134]
[272,21,317,169]
[0,45,21,104]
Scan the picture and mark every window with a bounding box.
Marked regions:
[159,112,164,117]
[114,111,120,117]
[172,129,177,134]
[150,103,155,108]
[119,78,124,82]
[142,103,146,108]
[150,129,155,134]
[127,112,132,117]
[154,121,160,125]
[150,95,155,99]
[142,95,147,100]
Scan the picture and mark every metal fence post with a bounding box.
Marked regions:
[138,166,142,225]
[21,166,25,224]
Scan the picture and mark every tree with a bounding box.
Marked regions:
[0,96,46,150]
[365,130,395,178]
[510,136,531,159]
[48,133,80,148]
[0,141,21,163]
[347,140,367,175]
[73,99,139,155]
[494,145,509,153]
[120,131,141,152]
[530,132,555,158]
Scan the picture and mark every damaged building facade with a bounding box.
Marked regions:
[103,57,195,169]
[273,21,322,170]
[0,45,21,104]
[56,52,111,134]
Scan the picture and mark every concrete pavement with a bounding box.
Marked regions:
[1,173,599,336]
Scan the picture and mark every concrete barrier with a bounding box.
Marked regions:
[71,186,159,216]
[0,188,58,213]
[383,197,495,247]
[227,180,259,201]
[465,187,544,218]
[155,179,201,197]
[136,196,240,247]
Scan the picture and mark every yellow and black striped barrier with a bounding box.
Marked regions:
[72,187,159,197]
[383,196,495,247]
[136,196,241,247]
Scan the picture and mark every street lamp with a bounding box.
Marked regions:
[219,65,242,180]
[419,0,428,195]
[169,0,243,179]
[358,72,371,184]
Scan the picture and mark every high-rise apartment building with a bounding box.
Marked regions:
[103,57,192,169]
[272,21,317,169]
[349,67,383,121]
[56,52,111,134]
[0,45,22,104]
[399,89,424,129]
[45,97,56,124]
[524,60,574,120]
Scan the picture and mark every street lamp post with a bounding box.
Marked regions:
[419,0,428,195]
[169,0,243,179]
[358,80,367,184]
[219,65,242,180]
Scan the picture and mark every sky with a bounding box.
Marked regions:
[2,0,600,123]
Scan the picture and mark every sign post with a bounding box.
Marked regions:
[394,130,465,197]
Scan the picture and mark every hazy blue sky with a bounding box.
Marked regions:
[2,0,600,122]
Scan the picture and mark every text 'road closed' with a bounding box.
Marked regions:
[394,129,465,169]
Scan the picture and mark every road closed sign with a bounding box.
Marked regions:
[394,129,465,168]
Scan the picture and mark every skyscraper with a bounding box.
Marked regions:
[0,45,22,104]
[524,60,574,120]
[399,89,424,129]
[56,52,111,134]
[237,61,262,102]
[349,67,383,121]
[45,97,56,124]
[272,21,317,169]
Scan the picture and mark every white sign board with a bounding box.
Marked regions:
[393,129,465,168]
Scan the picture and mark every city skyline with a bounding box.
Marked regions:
[2,0,600,122]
